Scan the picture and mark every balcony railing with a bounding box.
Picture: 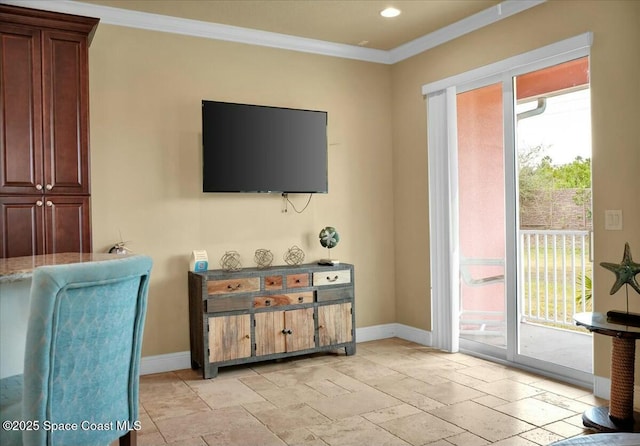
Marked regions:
[520,229,592,330]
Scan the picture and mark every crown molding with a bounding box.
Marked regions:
[2,0,391,63]
[2,0,545,65]
[389,0,546,64]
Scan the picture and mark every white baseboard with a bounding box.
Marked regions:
[139,323,433,375]
[593,375,610,401]
[355,323,432,345]
[140,351,191,375]
[395,324,433,345]
[354,323,398,342]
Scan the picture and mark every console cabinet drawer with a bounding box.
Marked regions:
[265,276,283,290]
[253,292,314,308]
[317,288,353,302]
[207,277,260,295]
[287,273,309,288]
[313,270,351,286]
[206,295,253,313]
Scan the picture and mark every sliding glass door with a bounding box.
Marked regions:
[456,83,507,358]
[425,35,593,386]
[514,60,593,377]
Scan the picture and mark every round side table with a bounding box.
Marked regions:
[574,312,640,433]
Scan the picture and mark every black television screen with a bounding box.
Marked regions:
[202,100,328,193]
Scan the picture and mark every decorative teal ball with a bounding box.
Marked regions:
[319,227,340,249]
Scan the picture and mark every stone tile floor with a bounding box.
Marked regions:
[133,338,607,446]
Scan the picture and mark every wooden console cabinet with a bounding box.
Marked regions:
[188,263,355,378]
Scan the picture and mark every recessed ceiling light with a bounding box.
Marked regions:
[380,7,401,18]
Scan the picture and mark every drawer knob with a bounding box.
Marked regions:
[265,300,271,306]
[295,279,301,283]
[298,296,304,303]
[281,329,293,335]
[326,275,339,282]
[227,284,242,291]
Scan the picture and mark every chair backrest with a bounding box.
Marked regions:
[21,255,152,446]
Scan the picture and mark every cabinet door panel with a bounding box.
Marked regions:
[318,303,353,347]
[0,24,43,195]
[208,314,251,362]
[0,196,44,258]
[285,307,315,352]
[255,311,286,356]
[44,195,91,254]
[41,30,89,194]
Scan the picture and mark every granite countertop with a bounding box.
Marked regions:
[0,253,125,283]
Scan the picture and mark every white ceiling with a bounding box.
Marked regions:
[79,0,500,50]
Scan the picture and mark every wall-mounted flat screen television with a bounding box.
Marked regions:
[202,100,328,193]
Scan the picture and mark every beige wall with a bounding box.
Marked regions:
[88,1,640,382]
[391,0,640,379]
[89,26,396,356]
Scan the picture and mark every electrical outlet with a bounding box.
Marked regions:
[604,210,623,230]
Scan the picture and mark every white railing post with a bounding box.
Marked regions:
[519,229,591,330]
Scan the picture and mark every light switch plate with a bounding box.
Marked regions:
[604,210,623,230]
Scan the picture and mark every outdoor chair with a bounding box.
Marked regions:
[459,256,505,335]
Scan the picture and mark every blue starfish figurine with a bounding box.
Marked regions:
[600,242,640,295]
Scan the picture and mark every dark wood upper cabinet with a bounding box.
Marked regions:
[0,5,98,257]
[1,7,97,195]
[0,23,43,195]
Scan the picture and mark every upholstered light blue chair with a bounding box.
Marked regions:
[0,255,152,446]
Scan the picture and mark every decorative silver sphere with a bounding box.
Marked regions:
[284,245,305,266]
[220,251,242,272]
[254,249,274,269]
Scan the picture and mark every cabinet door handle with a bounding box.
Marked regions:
[45,184,53,190]
[36,200,43,207]
[318,325,324,329]
[35,184,43,191]
[326,275,339,282]
[46,201,53,207]
[244,334,250,339]
[227,284,241,291]
[281,329,292,335]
